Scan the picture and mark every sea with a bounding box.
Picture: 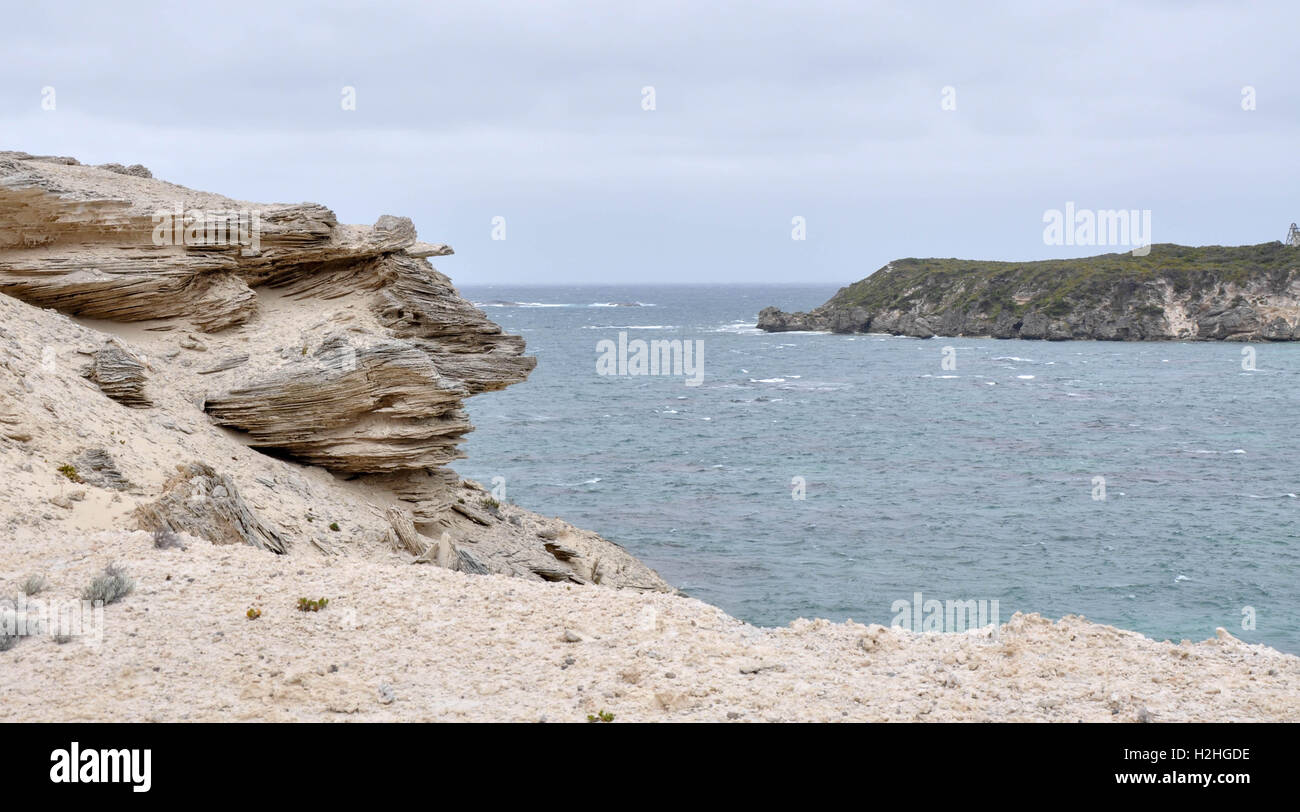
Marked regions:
[453,284,1300,654]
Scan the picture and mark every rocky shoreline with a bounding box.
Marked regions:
[2,154,1298,721]
[759,244,1300,340]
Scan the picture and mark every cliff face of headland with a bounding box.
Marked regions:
[0,150,670,590]
[759,244,1300,341]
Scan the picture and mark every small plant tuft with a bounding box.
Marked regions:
[296,597,329,612]
[246,607,262,620]
[482,496,500,511]
[81,563,134,605]
[586,710,615,723]
[152,527,185,550]
[329,522,340,532]
[20,574,48,596]
[57,464,82,483]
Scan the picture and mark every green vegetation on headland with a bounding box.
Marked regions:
[759,242,1300,341]
[832,243,1295,315]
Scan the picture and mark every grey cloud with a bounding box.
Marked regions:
[3,0,1298,282]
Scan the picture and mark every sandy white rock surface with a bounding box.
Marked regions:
[3,526,1298,722]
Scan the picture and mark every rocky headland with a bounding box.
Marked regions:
[759,244,1300,340]
[2,153,1297,721]
[0,150,668,588]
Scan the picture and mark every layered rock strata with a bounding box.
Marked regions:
[0,151,669,590]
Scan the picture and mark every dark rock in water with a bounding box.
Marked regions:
[759,243,1300,341]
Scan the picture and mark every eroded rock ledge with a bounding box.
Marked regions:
[760,244,1300,341]
[0,151,669,591]
[0,151,531,474]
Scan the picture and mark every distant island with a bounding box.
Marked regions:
[759,243,1300,341]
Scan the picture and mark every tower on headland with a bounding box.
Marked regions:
[1287,223,1300,247]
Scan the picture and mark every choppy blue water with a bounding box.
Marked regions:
[453,284,1300,653]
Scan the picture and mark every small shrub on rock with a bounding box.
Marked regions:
[296,597,329,612]
[81,564,134,605]
[152,528,185,550]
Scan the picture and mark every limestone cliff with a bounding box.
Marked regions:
[0,151,669,590]
[759,243,1300,341]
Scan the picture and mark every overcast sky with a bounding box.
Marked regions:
[4,1,1298,283]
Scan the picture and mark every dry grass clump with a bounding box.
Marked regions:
[81,564,134,605]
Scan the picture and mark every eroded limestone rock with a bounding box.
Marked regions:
[0,152,535,485]
[134,462,287,554]
[84,342,151,408]
[0,152,669,592]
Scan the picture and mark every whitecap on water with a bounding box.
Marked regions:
[712,321,762,335]
[581,324,678,330]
